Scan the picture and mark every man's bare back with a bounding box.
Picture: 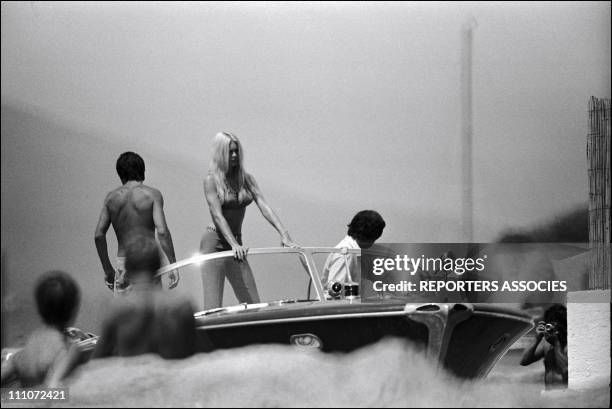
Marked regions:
[95,152,177,290]
[105,183,159,256]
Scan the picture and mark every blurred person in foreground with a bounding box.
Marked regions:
[520,304,568,390]
[1,271,81,387]
[45,238,196,387]
[93,235,196,359]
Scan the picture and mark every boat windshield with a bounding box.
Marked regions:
[155,247,361,312]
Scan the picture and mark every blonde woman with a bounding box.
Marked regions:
[200,132,298,309]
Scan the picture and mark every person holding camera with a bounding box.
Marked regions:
[520,304,568,389]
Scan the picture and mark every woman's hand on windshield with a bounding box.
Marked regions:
[232,244,249,261]
[280,233,300,248]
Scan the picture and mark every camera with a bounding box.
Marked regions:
[544,323,556,336]
[536,321,557,337]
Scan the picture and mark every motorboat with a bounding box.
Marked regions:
[155,247,534,379]
[0,247,533,381]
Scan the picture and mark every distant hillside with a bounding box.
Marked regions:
[497,205,588,243]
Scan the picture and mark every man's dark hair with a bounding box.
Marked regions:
[544,304,567,345]
[125,235,161,279]
[116,152,145,184]
[35,270,80,329]
[347,210,386,242]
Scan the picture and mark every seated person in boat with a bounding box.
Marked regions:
[1,270,81,387]
[321,210,386,290]
[520,304,568,389]
[93,235,197,359]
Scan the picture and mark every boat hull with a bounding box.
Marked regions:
[195,301,533,379]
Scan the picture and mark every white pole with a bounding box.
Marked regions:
[461,17,477,243]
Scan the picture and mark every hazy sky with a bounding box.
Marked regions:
[3,2,610,237]
[1,1,610,340]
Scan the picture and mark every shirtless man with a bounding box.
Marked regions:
[92,235,196,359]
[94,151,178,292]
[520,304,568,389]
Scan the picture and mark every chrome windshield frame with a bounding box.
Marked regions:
[155,247,362,303]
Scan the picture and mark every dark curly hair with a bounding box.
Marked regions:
[347,210,386,242]
[116,151,145,184]
[35,270,80,329]
[544,304,567,346]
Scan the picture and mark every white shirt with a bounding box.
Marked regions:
[321,235,361,289]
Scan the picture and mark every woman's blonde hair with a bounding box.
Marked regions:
[209,132,250,204]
